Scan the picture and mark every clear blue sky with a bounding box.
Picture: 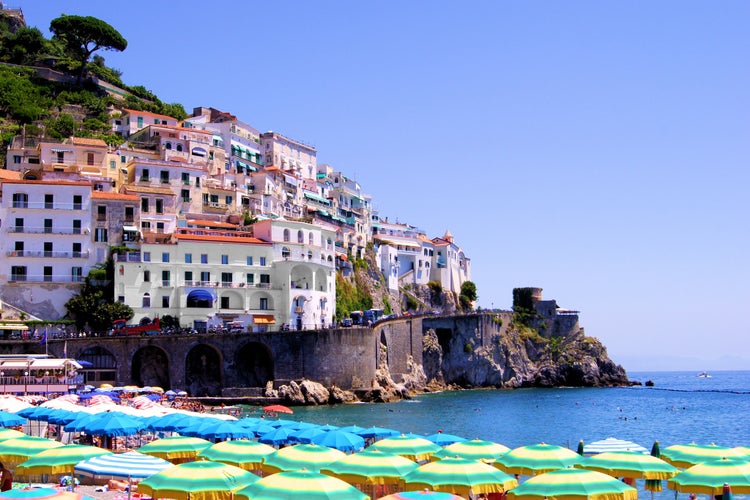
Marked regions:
[17,1,750,371]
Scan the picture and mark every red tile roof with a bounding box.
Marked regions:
[92,191,140,201]
[175,233,268,245]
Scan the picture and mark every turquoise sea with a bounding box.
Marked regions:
[248,371,750,498]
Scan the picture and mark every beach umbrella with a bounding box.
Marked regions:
[290,426,328,444]
[261,443,346,473]
[74,450,172,481]
[15,445,112,476]
[507,467,638,500]
[321,449,419,486]
[311,430,365,452]
[723,482,734,500]
[667,457,750,495]
[240,420,276,436]
[0,428,25,441]
[263,404,294,414]
[379,491,463,500]
[661,443,748,468]
[0,436,65,466]
[82,412,144,437]
[235,469,369,500]
[62,412,101,433]
[339,425,368,435]
[149,411,194,432]
[0,396,31,414]
[583,437,649,455]
[137,435,212,461]
[402,456,518,496]
[0,487,91,500]
[189,420,255,441]
[645,440,663,492]
[46,409,80,426]
[138,460,258,500]
[496,443,581,476]
[576,451,679,480]
[357,426,400,440]
[424,433,466,447]
[258,426,296,446]
[431,439,511,464]
[369,435,442,462]
[0,410,25,427]
[198,440,276,470]
[577,440,585,456]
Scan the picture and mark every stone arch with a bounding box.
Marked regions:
[379,331,389,369]
[185,343,222,397]
[132,345,171,389]
[77,346,117,386]
[235,342,274,387]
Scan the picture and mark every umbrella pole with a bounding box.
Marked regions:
[127,474,131,500]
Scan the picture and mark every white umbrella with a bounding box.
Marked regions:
[584,437,649,455]
[75,450,172,481]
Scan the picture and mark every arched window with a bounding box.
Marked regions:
[165,142,172,150]
[297,230,304,243]
[282,247,291,259]
[283,229,290,242]
[308,232,314,245]
[307,250,313,260]
[327,255,332,262]
[176,144,183,152]
[142,293,151,308]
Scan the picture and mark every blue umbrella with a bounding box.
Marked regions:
[83,413,145,437]
[339,425,367,434]
[154,412,195,432]
[194,421,255,441]
[424,432,467,446]
[0,410,26,428]
[291,427,328,444]
[357,426,400,439]
[15,407,42,419]
[46,409,80,426]
[312,430,365,452]
[63,412,100,433]
[259,427,296,446]
[240,421,276,435]
[175,416,223,435]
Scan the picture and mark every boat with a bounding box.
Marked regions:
[697,371,712,378]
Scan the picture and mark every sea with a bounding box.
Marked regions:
[244,371,750,498]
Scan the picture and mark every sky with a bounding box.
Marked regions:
[15,1,750,372]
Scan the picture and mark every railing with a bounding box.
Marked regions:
[7,251,90,258]
[11,202,87,210]
[9,275,85,283]
[115,252,142,262]
[183,281,272,289]
[7,227,87,235]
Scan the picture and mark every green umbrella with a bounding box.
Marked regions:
[198,440,276,470]
[368,435,442,462]
[576,451,678,480]
[661,443,747,468]
[401,456,518,496]
[645,440,662,492]
[235,470,369,500]
[0,428,25,441]
[137,435,212,462]
[261,443,345,474]
[577,440,585,456]
[138,460,258,500]
[15,445,112,476]
[0,436,65,467]
[431,439,510,464]
[321,449,419,486]
[496,443,581,476]
[667,457,750,495]
[507,467,638,500]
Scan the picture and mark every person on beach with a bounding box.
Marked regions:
[0,462,13,491]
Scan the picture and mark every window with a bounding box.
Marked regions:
[125,207,134,222]
[221,272,232,285]
[260,257,266,266]
[156,222,164,232]
[142,293,151,308]
[297,230,304,243]
[44,219,52,233]
[225,195,232,205]
[162,252,170,263]
[259,297,268,310]
[176,144,183,152]
[141,168,150,181]
[141,221,151,231]
[110,160,116,169]
[309,232,314,245]
[162,270,170,286]
[246,273,254,284]
[73,195,82,210]
[160,171,169,184]
[73,220,81,234]
[155,199,163,214]
[221,255,228,265]
[144,270,151,282]
[45,194,54,209]
[12,193,28,208]
[118,295,125,303]
[72,242,81,258]
[95,228,108,242]
[72,267,83,282]
[221,297,230,309]
[185,253,192,264]
[42,242,52,257]
[246,256,253,265]
[201,254,208,264]
[11,266,27,282]
[185,271,193,282]
[283,229,290,242]
[44,266,52,282]
[162,296,170,308]
[141,198,149,212]
[182,172,190,185]
[12,155,21,164]
[97,205,106,220]
[260,274,270,284]
[282,247,291,259]
[200,271,210,283]
[87,152,94,166]
[180,189,190,202]
[137,117,144,128]
[143,252,151,262]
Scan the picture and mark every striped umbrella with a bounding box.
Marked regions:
[137,435,212,461]
[507,467,638,500]
[261,443,345,473]
[235,470,368,500]
[369,435,442,462]
[0,428,25,441]
[583,438,649,455]
[0,410,25,427]
[74,450,173,481]
[432,439,510,464]
[138,460,258,500]
[667,457,750,495]
[198,440,276,470]
[402,456,518,496]
[15,445,112,476]
[321,449,419,486]
[496,443,581,476]
[0,487,92,500]
[576,451,679,480]
[661,443,748,468]
[0,436,65,466]
[379,492,463,500]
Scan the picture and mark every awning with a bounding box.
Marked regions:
[123,226,138,232]
[50,148,73,153]
[191,147,207,157]
[316,210,329,217]
[187,289,214,301]
[253,315,276,325]
[303,191,331,205]
[283,174,298,186]
[212,135,223,143]
[31,359,82,370]
[0,323,28,331]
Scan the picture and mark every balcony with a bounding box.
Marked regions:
[7,226,89,235]
[10,202,87,210]
[9,274,85,283]
[7,250,90,259]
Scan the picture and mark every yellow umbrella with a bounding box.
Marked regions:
[0,436,65,467]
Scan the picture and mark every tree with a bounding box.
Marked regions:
[49,15,127,84]
[1,26,47,64]
[459,281,477,311]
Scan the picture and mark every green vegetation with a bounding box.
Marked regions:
[335,272,372,321]
[382,295,392,315]
[512,287,538,327]
[405,294,418,311]
[459,280,477,311]
[548,335,563,360]
[464,342,474,354]
[518,325,545,343]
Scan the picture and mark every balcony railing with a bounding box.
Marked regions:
[7,250,89,258]
[11,202,87,210]
[9,275,85,283]
[7,226,88,235]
